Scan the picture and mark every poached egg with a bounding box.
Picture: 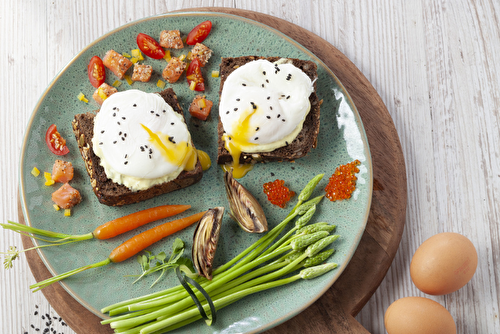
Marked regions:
[92,89,197,191]
[219,59,314,178]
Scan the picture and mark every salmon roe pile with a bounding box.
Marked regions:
[263,179,296,208]
[325,160,361,201]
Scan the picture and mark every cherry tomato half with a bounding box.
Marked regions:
[87,56,106,88]
[45,124,69,156]
[136,33,165,59]
[186,20,212,45]
[186,58,205,92]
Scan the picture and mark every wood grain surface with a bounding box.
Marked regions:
[2,1,500,334]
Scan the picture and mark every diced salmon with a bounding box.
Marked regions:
[93,82,118,105]
[102,49,133,79]
[51,159,74,183]
[162,57,187,83]
[189,95,213,121]
[159,30,184,49]
[188,43,212,66]
[52,183,82,209]
[131,63,153,82]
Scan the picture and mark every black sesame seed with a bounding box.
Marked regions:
[156,114,160,117]
[150,110,154,113]
[236,98,240,101]
[285,141,289,145]
[124,161,128,165]
[99,142,103,145]
[254,137,259,140]
[263,71,266,75]
[282,119,286,122]
[149,155,152,159]
[270,106,273,110]
[277,114,281,118]
[113,113,116,117]
[168,136,176,144]
[133,104,137,107]
[117,122,121,125]
[122,116,126,120]
[145,145,148,148]
[113,107,117,110]
[101,130,105,134]
[149,148,153,154]
[262,84,265,87]
[34,311,38,315]
[234,108,238,111]
[266,79,269,83]
[163,109,166,113]
[31,324,35,328]
[266,115,271,119]
[125,154,128,158]
[124,133,127,137]
[113,141,117,144]
[42,315,45,319]
[122,137,125,141]
[256,127,260,131]
[267,96,271,100]
[171,122,175,125]
[226,111,230,114]
[271,172,275,176]
[119,131,122,135]
[242,83,246,86]
[287,95,290,99]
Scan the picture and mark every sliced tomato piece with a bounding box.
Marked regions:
[186,21,212,45]
[186,58,205,92]
[87,56,106,88]
[45,124,69,156]
[136,33,165,59]
[189,95,213,121]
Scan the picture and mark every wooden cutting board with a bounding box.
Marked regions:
[19,7,406,334]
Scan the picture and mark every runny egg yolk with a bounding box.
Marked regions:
[222,108,258,178]
[141,124,197,171]
[196,149,211,171]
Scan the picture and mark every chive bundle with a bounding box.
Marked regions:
[101,174,341,333]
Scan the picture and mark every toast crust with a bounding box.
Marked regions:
[72,88,203,206]
[216,56,322,165]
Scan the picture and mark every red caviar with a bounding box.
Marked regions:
[263,179,296,208]
[325,160,361,201]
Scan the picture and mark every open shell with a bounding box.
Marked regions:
[224,171,268,233]
[192,207,224,280]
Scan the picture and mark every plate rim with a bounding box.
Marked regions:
[19,10,373,333]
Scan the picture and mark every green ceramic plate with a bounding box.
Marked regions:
[20,12,372,333]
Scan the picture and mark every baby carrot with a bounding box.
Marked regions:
[29,211,207,292]
[1,204,191,267]
[109,211,206,263]
[94,204,191,239]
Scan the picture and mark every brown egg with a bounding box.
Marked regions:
[384,297,456,334]
[410,232,477,295]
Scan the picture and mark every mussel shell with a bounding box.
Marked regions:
[224,171,268,233]
[192,207,224,280]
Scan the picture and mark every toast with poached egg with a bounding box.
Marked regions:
[72,88,203,206]
[216,56,322,177]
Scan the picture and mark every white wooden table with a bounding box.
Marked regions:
[1,1,499,333]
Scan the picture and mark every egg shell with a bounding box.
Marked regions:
[384,297,456,334]
[410,232,477,295]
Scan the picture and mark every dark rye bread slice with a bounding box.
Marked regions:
[72,88,203,207]
[217,56,322,165]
